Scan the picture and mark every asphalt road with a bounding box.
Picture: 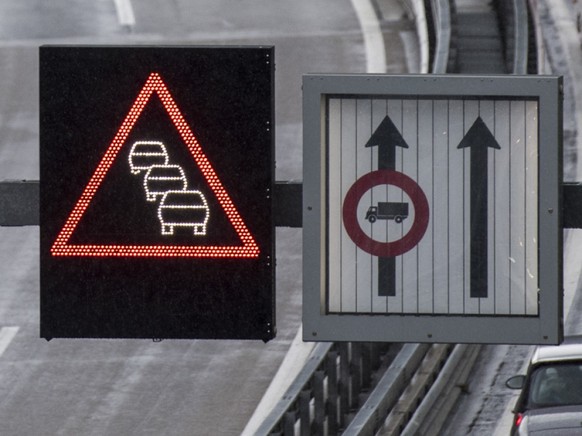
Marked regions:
[3,1,581,435]
[0,1,414,434]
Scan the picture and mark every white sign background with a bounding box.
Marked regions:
[327,97,539,316]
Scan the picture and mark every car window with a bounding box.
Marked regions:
[528,363,582,407]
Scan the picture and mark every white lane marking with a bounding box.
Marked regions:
[0,327,19,357]
[114,0,136,27]
[350,0,386,73]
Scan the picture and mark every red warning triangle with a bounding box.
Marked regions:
[51,72,260,258]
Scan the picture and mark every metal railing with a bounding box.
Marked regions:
[433,0,532,74]
[494,0,530,74]
[429,0,452,74]
[252,339,482,435]
[255,342,400,434]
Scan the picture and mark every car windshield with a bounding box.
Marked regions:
[528,362,582,408]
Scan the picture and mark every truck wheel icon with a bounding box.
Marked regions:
[368,215,377,224]
[395,216,403,224]
[158,190,210,236]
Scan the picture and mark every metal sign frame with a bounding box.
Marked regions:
[303,74,563,344]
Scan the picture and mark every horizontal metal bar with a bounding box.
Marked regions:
[0,180,39,226]
[5,180,581,230]
[0,180,303,227]
[563,182,582,228]
[274,181,302,227]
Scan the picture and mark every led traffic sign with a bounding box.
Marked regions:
[40,46,275,341]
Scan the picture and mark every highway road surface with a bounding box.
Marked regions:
[0,1,416,434]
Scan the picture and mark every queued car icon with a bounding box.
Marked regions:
[129,141,169,174]
[144,164,187,202]
[157,190,210,236]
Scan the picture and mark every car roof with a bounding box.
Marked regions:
[531,336,582,365]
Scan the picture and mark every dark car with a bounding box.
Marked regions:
[506,336,582,435]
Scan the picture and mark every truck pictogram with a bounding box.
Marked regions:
[365,202,409,224]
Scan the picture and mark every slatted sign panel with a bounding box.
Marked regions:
[303,75,562,345]
[327,97,539,316]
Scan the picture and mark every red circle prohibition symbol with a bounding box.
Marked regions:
[342,169,430,257]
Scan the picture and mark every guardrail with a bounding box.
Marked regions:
[427,0,532,74]
[400,344,481,435]
[343,343,433,435]
[494,0,529,74]
[251,339,482,435]
[255,342,399,434]
[428,0,451,74]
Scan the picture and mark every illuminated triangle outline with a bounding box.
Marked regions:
[51,72,260,258]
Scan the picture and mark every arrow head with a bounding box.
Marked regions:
[457,116,501,150]
[365,115,409,150]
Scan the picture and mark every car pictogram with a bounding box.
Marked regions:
[157,190,210,236]
[128,141,169,174]
[143,164,188,202]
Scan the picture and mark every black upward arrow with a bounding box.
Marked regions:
[457,116,501,298]
[365,116,409,297]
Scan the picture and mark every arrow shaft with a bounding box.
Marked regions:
[378,257,396,297]
[365,115,409,298]
[470,146,488,298]
[378,142,396,296]
[378,145,395,171]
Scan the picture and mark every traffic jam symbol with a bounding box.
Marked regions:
[50,72,259,258]
[129,141,210,236]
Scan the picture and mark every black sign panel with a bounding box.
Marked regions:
[40,46,275,341]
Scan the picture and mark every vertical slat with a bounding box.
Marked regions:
[299,391,311,435]
[284,411,296,436]
[361,343,372,389]
[339,343,351,426]
[351,343,362,408]
[326,351,339,434]
[313,371,325,434]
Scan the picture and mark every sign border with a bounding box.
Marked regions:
[303,74,563,345]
